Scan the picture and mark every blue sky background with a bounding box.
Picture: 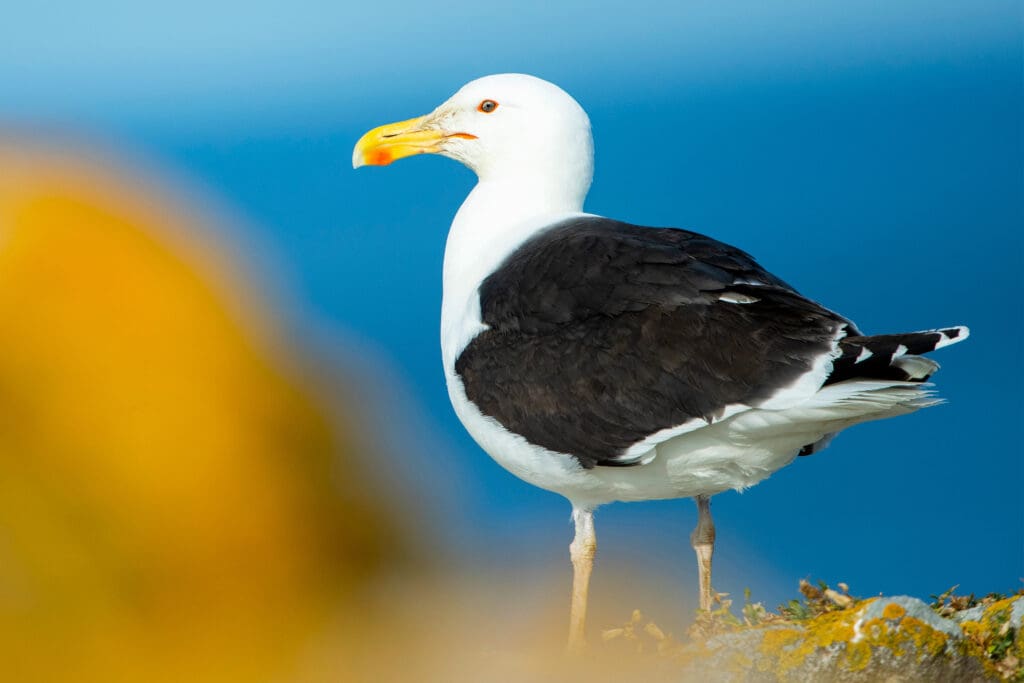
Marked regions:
[4,1,1020,623]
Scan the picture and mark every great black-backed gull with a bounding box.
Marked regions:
[352,73,968,651]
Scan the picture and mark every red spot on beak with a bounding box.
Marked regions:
[368,149,393,166]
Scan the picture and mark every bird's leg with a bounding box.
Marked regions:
[690,495,716,612]
[567,506,596,654]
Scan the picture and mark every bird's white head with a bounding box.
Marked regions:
[353,74,594,210]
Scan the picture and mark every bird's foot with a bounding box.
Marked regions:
[688,591,740,639]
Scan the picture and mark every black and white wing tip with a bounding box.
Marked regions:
[828,325,970,385]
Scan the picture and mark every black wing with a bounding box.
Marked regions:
[454,216,851,468]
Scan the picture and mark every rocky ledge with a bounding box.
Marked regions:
[603,586,1023,681]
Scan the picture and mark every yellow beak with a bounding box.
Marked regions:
[353,114,472,169]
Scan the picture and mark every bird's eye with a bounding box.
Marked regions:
[477,99,498,113]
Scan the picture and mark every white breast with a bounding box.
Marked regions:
[439,179,588,371]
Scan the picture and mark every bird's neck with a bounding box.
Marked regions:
[455,176,586,229]
[440,178,588,367]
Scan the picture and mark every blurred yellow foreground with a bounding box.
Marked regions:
[0,142,410,681]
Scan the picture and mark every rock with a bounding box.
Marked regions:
[856,595,962,641]
[669,595,1022,681]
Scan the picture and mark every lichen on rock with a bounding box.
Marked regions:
[603,586,1023,682]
